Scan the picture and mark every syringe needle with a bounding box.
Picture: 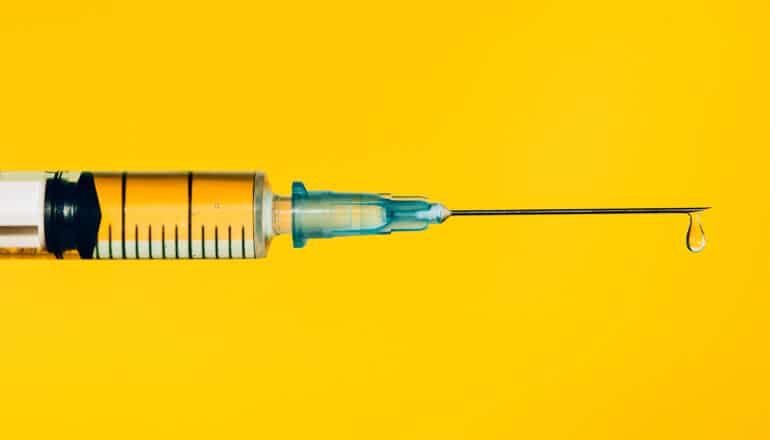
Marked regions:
[450,207,711,216]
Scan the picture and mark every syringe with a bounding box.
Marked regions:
[0,171,709,259]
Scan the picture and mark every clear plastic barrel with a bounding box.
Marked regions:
[0,171,273,259]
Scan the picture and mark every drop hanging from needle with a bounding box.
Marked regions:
[685,212,707,253]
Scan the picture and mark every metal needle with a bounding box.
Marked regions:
[451,207,711,216]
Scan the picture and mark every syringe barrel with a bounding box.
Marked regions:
[0,171,273,259]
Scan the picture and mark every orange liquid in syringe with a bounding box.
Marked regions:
[92,173,262,259]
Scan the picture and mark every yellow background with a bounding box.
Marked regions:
[1,1,768,438]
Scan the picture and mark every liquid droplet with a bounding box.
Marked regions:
[686,213,706,253]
